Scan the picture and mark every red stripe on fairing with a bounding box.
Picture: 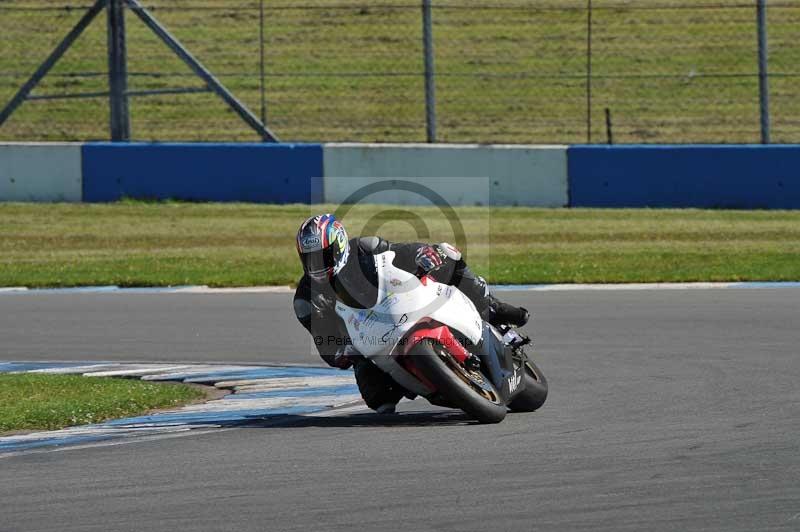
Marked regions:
[402,323,471,365]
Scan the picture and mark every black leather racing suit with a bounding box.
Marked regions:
[293,236,495,410]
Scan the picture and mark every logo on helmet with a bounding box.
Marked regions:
[301,235,321,250]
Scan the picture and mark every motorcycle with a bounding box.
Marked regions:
[335,251,548,424]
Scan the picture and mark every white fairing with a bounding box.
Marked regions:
[335,251,483,396]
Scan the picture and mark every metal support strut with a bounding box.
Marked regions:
[125,0,278,142]
[0,0,278,142]
[0,0,108,128]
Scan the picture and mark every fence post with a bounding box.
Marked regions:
[107,0,131,141]
[422,0,437,143]
[259,0,267,126]
[586,0,593,143]
[756,0,770,144]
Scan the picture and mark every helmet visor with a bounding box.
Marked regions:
[301,246,336,280]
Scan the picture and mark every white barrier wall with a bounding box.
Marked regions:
[0,143,82,202]
[323,143,568,207]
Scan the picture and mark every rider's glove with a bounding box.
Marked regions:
[332,344,359,370]
[415,244,447,274]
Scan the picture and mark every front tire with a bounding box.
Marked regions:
[410,340,507,424]
[508,358,548,413]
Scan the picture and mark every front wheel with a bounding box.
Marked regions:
[410,340,507,424]
[508,358,548,413]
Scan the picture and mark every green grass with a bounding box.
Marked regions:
[1,1,798,143]
[1,202,799,287]
[0,373,204,433]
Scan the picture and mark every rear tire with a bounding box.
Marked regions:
[411,340,507,424]
[508,358,548,413]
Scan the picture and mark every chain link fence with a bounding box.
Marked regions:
[1,0,799,143]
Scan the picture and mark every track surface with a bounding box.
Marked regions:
[1,290,799,531]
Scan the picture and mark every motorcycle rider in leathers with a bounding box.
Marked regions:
[293,214,529,414]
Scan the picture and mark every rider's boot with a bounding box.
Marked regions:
[482,295,530,329]
[353,358,405,414]
[450,267,529,329]
[375,403,398,414]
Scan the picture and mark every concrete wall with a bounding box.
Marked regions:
[569,145,800,209]
[323,143,569,207]
[0,143,82,202]
[82,143,324,203]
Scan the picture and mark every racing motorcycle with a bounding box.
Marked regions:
[335,251,548,424]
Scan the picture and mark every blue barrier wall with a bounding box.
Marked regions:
[82,143,323,203]
[568,145,800,209]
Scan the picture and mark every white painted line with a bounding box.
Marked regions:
[27,364,118,375]
[29,286,120,293]
[491,282,800,291]
[4,282,800,295]
[9,400,368,457]
[492,282,737,291]
[0,426,226,460]
[139,365,252,381]
[173,394,361,413]
[214,376,355,390]
[82,365,197,377]
[177,286,294,294]
[232,382,351,394]
[0,285,295,295]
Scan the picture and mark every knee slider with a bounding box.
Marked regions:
[293,298,313,327]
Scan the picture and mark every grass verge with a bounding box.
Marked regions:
[1,202,800,287]
[0,373,205,433]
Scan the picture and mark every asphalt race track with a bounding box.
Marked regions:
[1,289,799,531]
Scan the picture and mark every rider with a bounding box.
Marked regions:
[293,214,529,414]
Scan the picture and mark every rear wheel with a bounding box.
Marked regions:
[410,340,507,424]
[508,358,548,413]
